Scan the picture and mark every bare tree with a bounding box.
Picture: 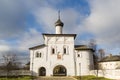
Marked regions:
[89,39,99,77]
[89,39,97,52]
[98,49,105,61]
[2,52,21,77]
[89,39,97,67]
[22,62,30,70]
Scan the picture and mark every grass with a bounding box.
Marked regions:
[0,75,111,80]
[0,76,34,80]
[74,75,112,80]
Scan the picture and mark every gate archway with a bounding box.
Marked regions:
[39,67,46,76]
[53,65,67,76]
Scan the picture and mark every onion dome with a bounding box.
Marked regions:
[55,10,64,27]
[55,18,64,27]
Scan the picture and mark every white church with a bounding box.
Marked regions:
[29,15,95,76]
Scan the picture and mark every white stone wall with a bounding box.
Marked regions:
[0,70,30,76]
[75,50,94,76]
[90,69,120,79]
[99,61,120,70]
[94,61,120,79]
[46,35,75,76]
[30,47,47,76]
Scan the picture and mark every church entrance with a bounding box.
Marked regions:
[53,65,67,76]
[39,67,46,76]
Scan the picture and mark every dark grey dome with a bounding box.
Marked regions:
[55,19,64,27]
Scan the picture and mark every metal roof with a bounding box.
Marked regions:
[75,45,95,52]
[100,55,120,62]
[29,44,46,50]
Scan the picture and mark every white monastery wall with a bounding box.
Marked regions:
[99,61,120,70]
[76,50,94,76]
[90,69,120,79]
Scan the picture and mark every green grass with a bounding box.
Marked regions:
[0,75,111,80]
[0,76,34,80]
[74,75,112,80]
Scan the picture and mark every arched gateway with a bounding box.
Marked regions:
[39,67,46,76]
[53,65,67,76]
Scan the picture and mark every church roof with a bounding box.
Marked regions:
[42,33,76,39]
[29,44,46,50]
[75,45,95,52]
[100,55,120,62]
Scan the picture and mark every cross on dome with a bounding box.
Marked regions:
[55,10,64,27]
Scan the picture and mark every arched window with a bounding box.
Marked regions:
[36,52,39,57]
[51,46,56,54]
[63,45,68,54]
[52,48,55,54]
[36,52,42,58]
[64,48,66,54]
[40,53,42,57]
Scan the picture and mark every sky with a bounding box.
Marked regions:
[0,0,120,62]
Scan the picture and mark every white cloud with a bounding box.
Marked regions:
[18,28,43,51]
[83,0,120,50]
[62,8,81,34]
[0,0,28,39]
[34,7,83,34]
[0,45,10,52]
[0,0,66,53]
[1,0,120,55]
[34,7,57,33]
[0,0,53,39]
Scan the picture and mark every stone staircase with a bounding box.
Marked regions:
[36,77,77,80]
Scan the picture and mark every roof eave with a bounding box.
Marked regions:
[29,44,45,50]
[42,33,77,39]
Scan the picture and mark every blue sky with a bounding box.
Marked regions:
[0,0,120,61]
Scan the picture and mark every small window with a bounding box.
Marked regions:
[36,52,39,57]
[52,48,55,54]
[40,53,42,57]
[36,52,42,58]
[78,54,80,57]
[64,48,66,54]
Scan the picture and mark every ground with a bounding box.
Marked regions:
[0,75,112,80]
[0,76,32,80]
[74,75,111,80]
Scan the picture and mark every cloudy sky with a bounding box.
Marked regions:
[0,0,120,60]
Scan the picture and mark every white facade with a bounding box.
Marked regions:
[98,55,120,70]
[29,18,94,76]
[99,61,120,70]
